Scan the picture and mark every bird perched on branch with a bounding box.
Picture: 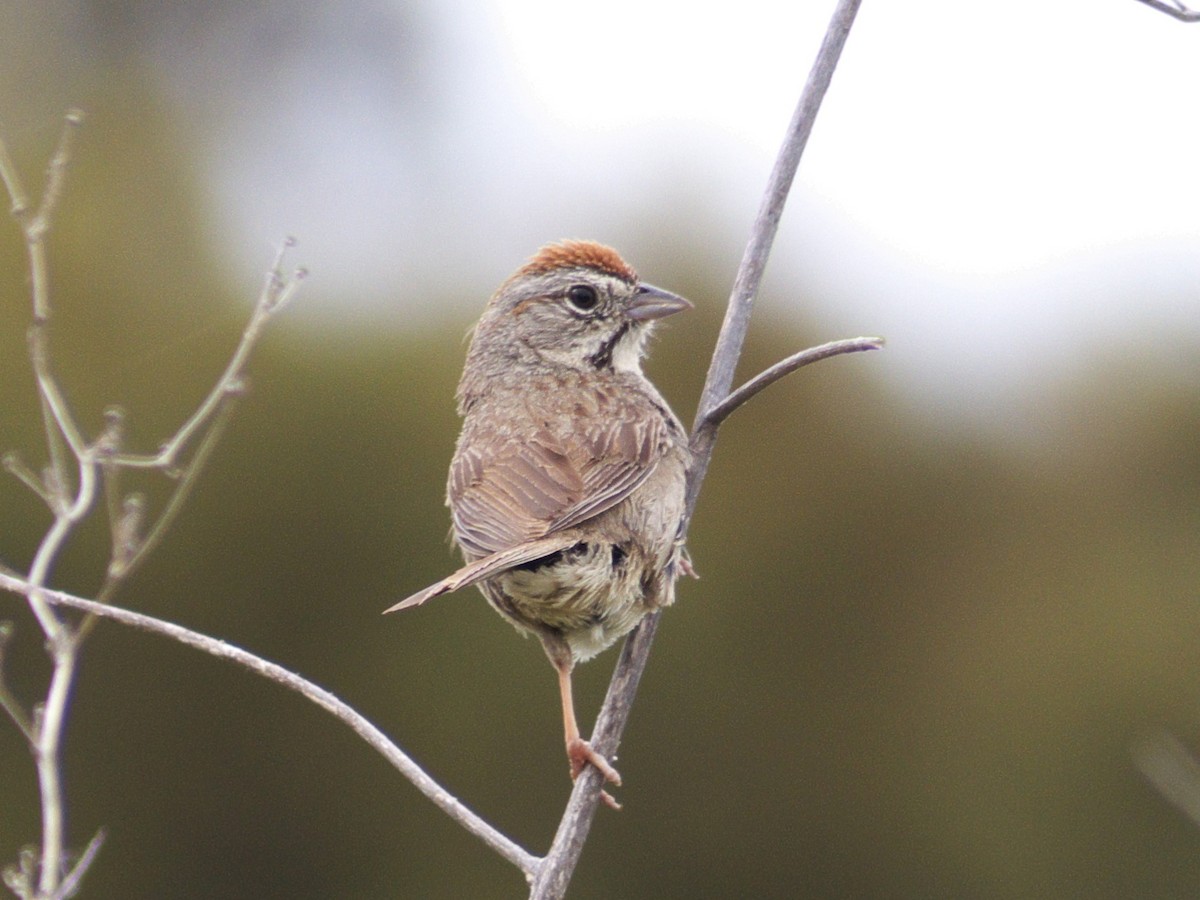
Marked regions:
[386,240,692,806]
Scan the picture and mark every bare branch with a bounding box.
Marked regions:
[685,0,865,528]
[0,114,89,514]
[532,1,869,895]
[109,242,305,471]
[1,845,37,900]
[531,615,660,897]
[0,688,35,745]
[1,452,52,505]
[0,573,542,880]
[1132,0,1200,21]
[29,324,88,474]
[0,112,96,898]
[103,397,237,590]
[692,0,864,431]
[55,828,106,900]
[33,644,79,898]
[0,131,30,218]
[3,113,306,897]
[0,622,37,744]
[98,406,128,550]
[1135,730,1200,826]
[29,111,85,258]
[700,336,883,432]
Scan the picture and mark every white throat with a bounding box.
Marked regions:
[610,332,646,373]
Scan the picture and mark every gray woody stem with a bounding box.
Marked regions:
[530,0,867,896]
[0,111,91,898]
[701,336,884,431]
[0,110,303,897]
[0,574,542,880]
[1132,0,1200,21]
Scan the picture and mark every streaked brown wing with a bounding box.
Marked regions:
[550,415,659,532]
[449,430,581,556]
[449,403,664,557]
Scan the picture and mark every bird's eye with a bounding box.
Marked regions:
[566,284,599,311]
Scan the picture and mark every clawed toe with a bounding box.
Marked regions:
[567,737,622,808]
[567,737,621,783]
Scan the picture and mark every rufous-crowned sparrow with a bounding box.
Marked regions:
[386,240,691,804]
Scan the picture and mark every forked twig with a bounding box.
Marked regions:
[107,238,305,472]
[55,828,106,900]
[1,111,304,897]
[531,1,869,895]
[700,336,884,432]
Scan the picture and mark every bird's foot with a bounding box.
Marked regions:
[567,737,622,810]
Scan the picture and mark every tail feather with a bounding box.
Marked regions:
[384,535,578,614]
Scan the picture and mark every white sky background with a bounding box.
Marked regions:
[177,0,1200,421]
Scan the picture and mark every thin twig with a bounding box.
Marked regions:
[1,113,92,645]
[1134,730,1200,827]
[532,615,660,897]
[2,452,52,505]
[1132,0,1200,21]
[24,435,96,640]
[0,573,542,880]
[29,112,84,243]
[0,622,37,744]
[29,325,88,476]
[103,396,238,590]
[0,131,30,217]
[684,0,865,526]
[0,112,94,898]
[99,407,128,560]
[700,336,883,431]
[531,1,867,896]
[0,111,84,324]
[34,639,80,897]
[55,828,106,900]
[109,242,305,471]
[2,111,304,897]
[0,682,36,744]
[22,114,87,502]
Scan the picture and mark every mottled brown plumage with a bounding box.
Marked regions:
[387,240,691,803]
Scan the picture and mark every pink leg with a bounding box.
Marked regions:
[555,659,622,810]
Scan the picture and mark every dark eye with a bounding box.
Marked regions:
[566,284,599,311]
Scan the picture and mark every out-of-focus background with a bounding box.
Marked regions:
[2,1,1199,897]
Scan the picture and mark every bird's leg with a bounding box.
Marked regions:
[554,657,622,810]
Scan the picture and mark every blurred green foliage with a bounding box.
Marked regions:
[3,17,1200,900]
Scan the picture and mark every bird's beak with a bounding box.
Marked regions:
[627,284,693,321]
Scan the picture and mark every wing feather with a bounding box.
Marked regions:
[448,389,667,557]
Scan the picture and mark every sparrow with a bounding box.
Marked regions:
[387,240,691,805]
